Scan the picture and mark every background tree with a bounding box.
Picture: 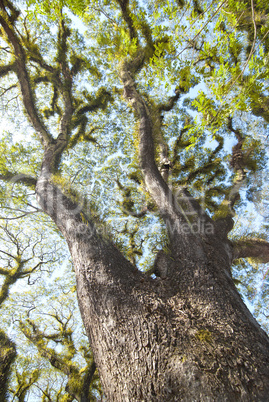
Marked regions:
[0,221,50,401]
[0,0,269,400]
[0,220,101,401]
[0,330,16,401]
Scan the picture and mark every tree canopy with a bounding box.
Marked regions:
[1,0,269,400]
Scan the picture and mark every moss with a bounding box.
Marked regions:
[213,200,231,220]
[67,374,82,395]
[0,331,16,401]
[195,329,212,343]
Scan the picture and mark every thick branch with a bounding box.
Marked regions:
[0,3,52,145]
[0,268,19,305]
[157,88,183,113]
[119,62,209,265]
[120,64,173,216]
[0,257,25,306]
[80,361,96,402]
[57,20,73,141]
[0,331,16,401]
[116,0,137,40]
[36,173,140,281]
[233,238,269,263]
[20,320,78,376]
[215,117,246,235]
[0,61,16,78]
[120,61,213,226]
[0,172,37,187]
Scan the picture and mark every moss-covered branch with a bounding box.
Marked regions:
[157,89,182,113]
[116,0,137,40]
[0,61,16,78]
[11,369,39,401]
[232,238,269,263]
[0,254,45,306]
[20,318,97,402]
[20,319,77,375]
[68,88,113,148]
[0,172,37,187]
[56,20,73,142]
[0,331,16,402]
[0,1,52,145]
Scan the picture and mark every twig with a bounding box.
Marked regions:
[174,0,228,58]
[0,84,17,97]
[226,0,257,93]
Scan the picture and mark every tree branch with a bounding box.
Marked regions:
[116,0,138,40]
[0,254,48,306]
[119,60,212,268]
[0,331,16,401]
[120,62,173,216]
[80,361,96,401]
[27,48,56,75]
[56,20,73,141]
[20,319,77,376]
[232,238,269,263]
[0,83,17,97]
[0,62,16,78]
[0,172,37,187]
[214,117,246,235]
[157,89,182,113]
[0,2,52,145]
[0,255,27,306]
[20,318,96,401]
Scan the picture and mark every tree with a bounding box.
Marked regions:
[0,221,50,401]
[0,221,102,400]
[5,275,102,401]
[19,296,100,401]
[1,0,269,400]
[0,330,16,401]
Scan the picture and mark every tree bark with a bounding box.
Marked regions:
[35,170,269,401]
[33,47,269,400]
[232,238,269,263]
[0,331,16,402]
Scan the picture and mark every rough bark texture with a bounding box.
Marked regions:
[233,239,269,263]
[0,331,16,402]
[33,55,269,402]
[35,151,269,402]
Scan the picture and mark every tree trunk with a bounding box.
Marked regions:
[72,242,269,401]
[0,331,16,402]
[36,174,269,402]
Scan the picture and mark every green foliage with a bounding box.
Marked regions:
[0,0,269,398]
